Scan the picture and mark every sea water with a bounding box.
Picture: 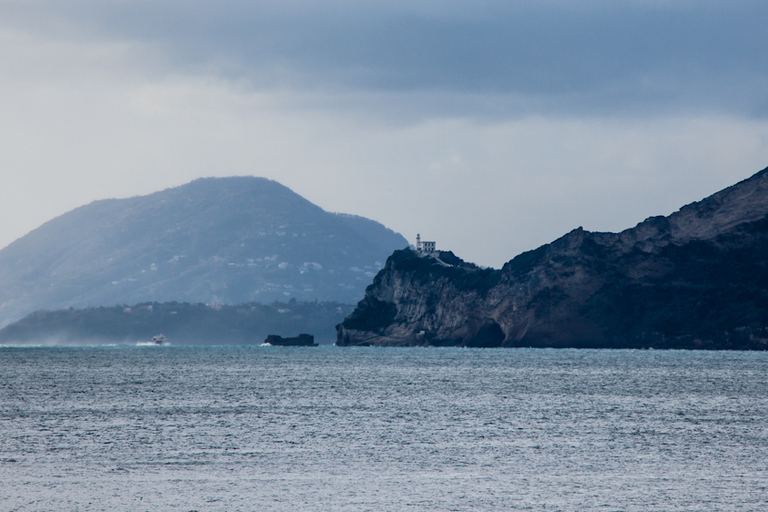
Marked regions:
[1,345,767,511]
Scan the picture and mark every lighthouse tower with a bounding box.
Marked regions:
[415,233,436,254]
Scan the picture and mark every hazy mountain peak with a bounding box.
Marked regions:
[0,177,408,327]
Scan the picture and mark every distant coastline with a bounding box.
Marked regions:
[0,300,353,345]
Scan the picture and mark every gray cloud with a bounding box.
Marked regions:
[5,0,767,118]
[1,1,768,268]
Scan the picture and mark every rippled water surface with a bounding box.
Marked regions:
[1,345,767,511]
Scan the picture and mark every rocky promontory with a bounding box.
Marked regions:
[337,167,768,350]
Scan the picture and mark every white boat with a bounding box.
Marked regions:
[151,334,167,345]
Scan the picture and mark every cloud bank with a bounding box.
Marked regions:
[1,0,767,266]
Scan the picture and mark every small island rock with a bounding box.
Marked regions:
[265,334,317,346]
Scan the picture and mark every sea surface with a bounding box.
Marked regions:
[1,345,767,511]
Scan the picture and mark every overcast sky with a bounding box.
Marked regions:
[2,0,768,267]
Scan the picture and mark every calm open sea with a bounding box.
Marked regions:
[1,345,767,511]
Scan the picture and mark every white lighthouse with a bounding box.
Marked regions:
[416,233,436,254]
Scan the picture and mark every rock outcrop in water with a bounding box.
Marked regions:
[264,334,317,346]
[337,167,768,350]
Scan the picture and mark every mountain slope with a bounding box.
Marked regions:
[0,177,407,326]
[337,166,768,350]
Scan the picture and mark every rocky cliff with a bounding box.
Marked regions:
[337,167,768,350]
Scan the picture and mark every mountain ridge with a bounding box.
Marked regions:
[0,177,408,327]
[337,166,768,349]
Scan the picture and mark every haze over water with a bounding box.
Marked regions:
[2,345,767,511]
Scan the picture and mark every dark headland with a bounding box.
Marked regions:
[337,166,768,350]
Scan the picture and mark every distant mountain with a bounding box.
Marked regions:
[337,166,768,350]
[0,177,408,327]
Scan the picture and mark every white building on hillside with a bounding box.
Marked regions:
[416,234,436,254]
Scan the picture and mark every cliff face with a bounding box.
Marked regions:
[337,167,768,349]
